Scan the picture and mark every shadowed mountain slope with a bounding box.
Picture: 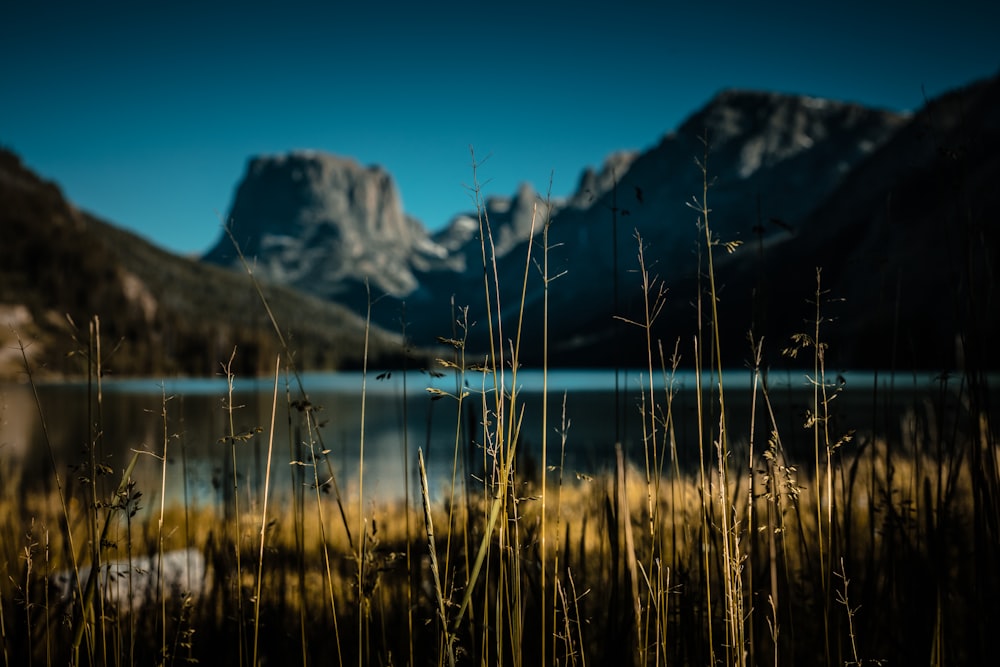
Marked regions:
[0,149,413,380]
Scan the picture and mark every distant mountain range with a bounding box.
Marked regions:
[4,74,996,379]
[203,75,999,371]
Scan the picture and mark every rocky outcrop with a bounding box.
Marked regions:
[203,151,456,301]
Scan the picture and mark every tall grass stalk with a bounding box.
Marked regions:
[692,237,716,666]
[399,304,415,667]
[810,269,832,666]
[357,279,372,667]
[688,132,746,666]
[746,336,764,667]
[303,388,344,665]
[437,302,470,606]
[221,348,248,666]
[538,179,557,667]
[418,448,456,667]
[156,384,172,661]
[615,231,670,662]
[21,521,35,667]
[550,392,571,665]
[251,355,280,666]
[692,159,714,666]
[86,317,108,666]
[495,193,538,667]
[16,333,86,662]
[450,150,507,635]
[834,559,862,667]
[783,268,853,665]
[659,338,683,633]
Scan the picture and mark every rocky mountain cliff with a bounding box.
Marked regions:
[0,149,413,380]
[203,152,460,306]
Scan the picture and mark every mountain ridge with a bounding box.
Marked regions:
[201,86,912,359]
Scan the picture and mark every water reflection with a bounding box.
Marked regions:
[1,369,986,510]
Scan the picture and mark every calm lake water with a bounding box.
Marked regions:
[0,369,988,509]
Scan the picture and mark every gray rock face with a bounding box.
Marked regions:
[203,151,453,300]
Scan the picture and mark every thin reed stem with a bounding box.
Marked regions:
[252,355,280,666]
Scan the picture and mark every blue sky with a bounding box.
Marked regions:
[3,1,997,255]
